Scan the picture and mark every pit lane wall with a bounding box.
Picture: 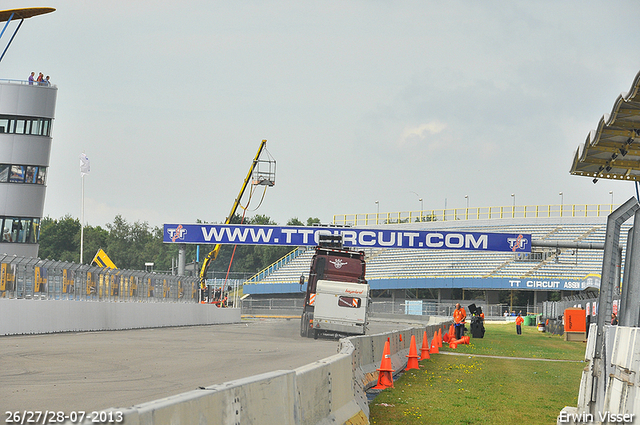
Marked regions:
[88,320,449,425]
[0,299,240,335]
[558,324,640,424]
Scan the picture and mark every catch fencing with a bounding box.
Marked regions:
[0,254,202,303]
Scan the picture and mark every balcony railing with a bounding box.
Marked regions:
[0,78,57,88]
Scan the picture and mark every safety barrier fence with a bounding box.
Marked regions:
[333,203,616,226]
[542,296,599,321]
[241,297,540,318]
[370,300,539,318]
[0,254,201,303]
[91,318,451,424]
[542,295,604,336]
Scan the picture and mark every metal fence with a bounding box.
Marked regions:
[241,298,306,311]
[541,292,600,320]
[240,297,541,318]
[369,300,539,318]
[0,254,201,303]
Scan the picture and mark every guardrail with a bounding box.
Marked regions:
[333,203,616,226]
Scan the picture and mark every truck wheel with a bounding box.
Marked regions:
[313,329,318,340]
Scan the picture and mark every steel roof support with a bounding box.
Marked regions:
[0,17,23,64]
[618,219,640,327]
[0,12,14,41]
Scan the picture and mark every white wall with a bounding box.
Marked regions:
[0,299,240,335]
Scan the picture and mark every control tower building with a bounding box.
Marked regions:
[0,8,56,257]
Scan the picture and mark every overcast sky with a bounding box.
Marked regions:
[2,1,640,229]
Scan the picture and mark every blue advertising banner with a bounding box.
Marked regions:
[164,224,531,253]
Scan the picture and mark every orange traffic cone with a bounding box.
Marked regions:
[406,335,419,370]
[448,324,455,340]
[399,333,403,342]
[430,332,439,354]
[437,329,443,347]
[449,342,458,349]
[451,335,470,345]
[373,340,394,389]
[419,331,430,360]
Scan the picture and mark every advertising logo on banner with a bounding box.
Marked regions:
[163,224,532,253]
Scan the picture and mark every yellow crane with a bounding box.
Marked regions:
[199,139,275,294]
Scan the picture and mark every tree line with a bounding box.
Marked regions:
[38,214,321,278]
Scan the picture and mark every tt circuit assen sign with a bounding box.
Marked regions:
[163,224,531,253]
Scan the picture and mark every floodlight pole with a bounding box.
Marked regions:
[80,173,85,264]
[559,192,563,216]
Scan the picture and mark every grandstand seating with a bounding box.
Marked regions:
[247,216,629,286]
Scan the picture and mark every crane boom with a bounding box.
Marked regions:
[199,140,269,290]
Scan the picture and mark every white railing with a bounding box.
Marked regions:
[333,203,616,226]
[0,78,57,88]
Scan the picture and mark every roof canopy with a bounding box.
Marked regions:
[0,8,55,22]
[570,70,640,183]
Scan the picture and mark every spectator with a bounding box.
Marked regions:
[3,227,11,242]
[36,72,43,85]
[611,313,618,326]
[28,72,35,85]
[44,76,51,86]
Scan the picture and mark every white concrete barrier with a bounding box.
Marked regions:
[558,324,640,424]
[102,370,298,425]
[86,320,449,425]
[0,299,240,335]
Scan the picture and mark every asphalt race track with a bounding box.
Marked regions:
[0,317,413,413]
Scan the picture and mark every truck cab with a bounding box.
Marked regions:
[300,235,368,338]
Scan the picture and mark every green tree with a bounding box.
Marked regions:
[104,215,158,269]
[81,225,109,264]
[306,217,321,226]
[38,215,81,262]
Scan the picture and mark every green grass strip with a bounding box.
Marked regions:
[369,323,586,424]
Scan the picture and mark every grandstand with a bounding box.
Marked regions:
[243,204,630,297]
